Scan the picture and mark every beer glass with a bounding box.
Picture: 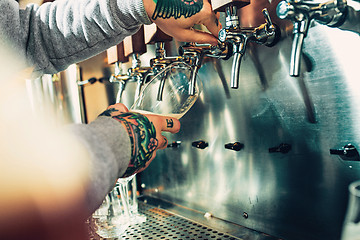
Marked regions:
[131,61,202,119]
[90,181,130,238]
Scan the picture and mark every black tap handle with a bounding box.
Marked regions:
[330,144,359,158]
[225,142,244,151]
[269,143,292,154]
[192,140,209,149]
[88,77,97,84]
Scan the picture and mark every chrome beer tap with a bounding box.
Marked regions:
[218,7,279,89]
[144,25,184,101]
[150,42,183,72]
[123,26,152,101]
[127,53,152,100]
[149,42,184,101]
[276,0,348,76]
[107,42,131,103]
[109,62,131,103]
[178,42,232,95]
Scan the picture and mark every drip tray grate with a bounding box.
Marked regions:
[89,202,241,240]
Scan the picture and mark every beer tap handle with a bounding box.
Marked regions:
[263,8,274,32]
[144,24,172,46]
[124,26,147,58]
[107,42,129,66]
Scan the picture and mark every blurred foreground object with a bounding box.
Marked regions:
[0,43,90,240]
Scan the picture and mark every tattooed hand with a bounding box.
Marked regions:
[143,0,221,45]
[98,103,129,117]
[102,104,180,177]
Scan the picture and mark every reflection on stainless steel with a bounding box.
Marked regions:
[247,45,269,90]
[212,58,231,99]
[138,3,360,240]
[296,74,317,123]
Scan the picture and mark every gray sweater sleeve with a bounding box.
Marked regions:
[69,116,132,214]
[0,0,152,75]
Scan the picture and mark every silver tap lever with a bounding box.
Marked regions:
[276,0,348,76]
[263,7,274,31]
[109,62,131,103]
[219,8,279,89]
[127,53,152,101]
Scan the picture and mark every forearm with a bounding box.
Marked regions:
[68,116,131,214]
[0,0,151,75]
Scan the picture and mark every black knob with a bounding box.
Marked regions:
[98,77,110,83]
[269,143,292,154]
[192,140,208,149]
[88,77,97,84]
[330,143,360,161]
[167,141,181,148]
[225,142,244,151]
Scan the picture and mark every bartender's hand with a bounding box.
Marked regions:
[143,0,221,45]
[100,103,180,177]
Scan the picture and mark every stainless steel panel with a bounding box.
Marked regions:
[138,1,360,239]
[26,64,85,124]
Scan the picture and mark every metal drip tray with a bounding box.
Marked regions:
[121,204,239,240]
[89,196,281,240]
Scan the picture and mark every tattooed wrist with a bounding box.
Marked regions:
[98,108,118,117]
[152,0,203,20]
[112,112,158,178]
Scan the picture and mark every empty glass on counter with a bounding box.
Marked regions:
[131,62,202,119]
[117,175,147,225]
[90,175,146,238]
[341,180,360,240]
[90,181,130,238]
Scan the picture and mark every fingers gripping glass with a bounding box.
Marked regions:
[131,62,202,119]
